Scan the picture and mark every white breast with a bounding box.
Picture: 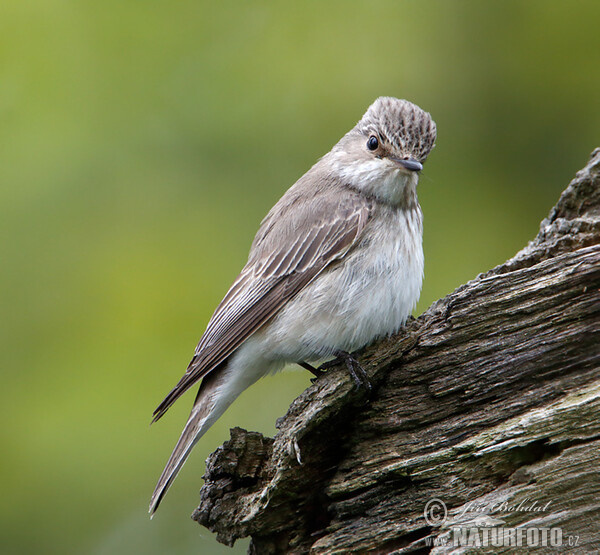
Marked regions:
[261,204,424,363]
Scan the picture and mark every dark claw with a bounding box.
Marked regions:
[320,350,372,393]
[318,358,339,371]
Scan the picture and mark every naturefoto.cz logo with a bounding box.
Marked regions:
[423,498,580,549]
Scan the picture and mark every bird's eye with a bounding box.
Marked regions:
[367,135,379,151]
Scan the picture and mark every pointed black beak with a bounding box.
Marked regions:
[389,157,423,172]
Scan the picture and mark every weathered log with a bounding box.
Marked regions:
[192,149,600,554]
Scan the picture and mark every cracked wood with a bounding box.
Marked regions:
[192,149,600,554]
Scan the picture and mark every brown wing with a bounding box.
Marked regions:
[152,190,371,422]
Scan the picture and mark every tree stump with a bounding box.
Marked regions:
[192,149,600,554]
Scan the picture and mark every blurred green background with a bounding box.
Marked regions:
[1,1,599,554]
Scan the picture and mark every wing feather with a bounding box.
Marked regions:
[152,191,370,422]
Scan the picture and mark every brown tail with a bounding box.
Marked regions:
[149,372,226,516]
[150,347,275,515]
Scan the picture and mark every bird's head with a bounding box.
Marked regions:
[329,97,437,206]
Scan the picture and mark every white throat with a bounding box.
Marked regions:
[329,153,419,206]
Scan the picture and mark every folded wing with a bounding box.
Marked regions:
[152,190,371,422]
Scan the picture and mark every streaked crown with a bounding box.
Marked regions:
[356,97,436,163]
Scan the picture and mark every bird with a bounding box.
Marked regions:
[150,96,436,515]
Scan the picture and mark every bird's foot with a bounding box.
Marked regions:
[320,350,372,393]
[298,361,326,383]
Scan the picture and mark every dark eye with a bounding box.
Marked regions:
[367,135,379,151]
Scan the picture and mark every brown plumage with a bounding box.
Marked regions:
[151,190,370,424]
[150,97,436,515]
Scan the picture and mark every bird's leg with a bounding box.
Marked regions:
[319,350,371,392]
[298,361,326,383]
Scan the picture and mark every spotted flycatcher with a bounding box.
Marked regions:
[150,97,436,514]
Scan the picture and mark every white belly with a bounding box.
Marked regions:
[260,205,424,362]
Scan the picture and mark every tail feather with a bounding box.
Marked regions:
[149,373,224,516]
[150,340,277,515]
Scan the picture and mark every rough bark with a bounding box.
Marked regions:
[192,149,600,554]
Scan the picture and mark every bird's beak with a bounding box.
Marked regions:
[389,157,423,172]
